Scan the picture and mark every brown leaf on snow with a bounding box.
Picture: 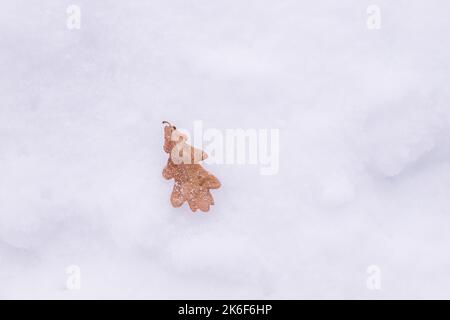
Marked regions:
[162,121,221,212]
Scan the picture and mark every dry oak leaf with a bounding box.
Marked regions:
[162,121,221,212]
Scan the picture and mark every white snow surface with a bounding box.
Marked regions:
[1,0,450,299]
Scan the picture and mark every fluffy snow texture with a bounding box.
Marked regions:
[1,0,450,299]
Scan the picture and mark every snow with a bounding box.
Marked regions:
[1,0,450,299]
